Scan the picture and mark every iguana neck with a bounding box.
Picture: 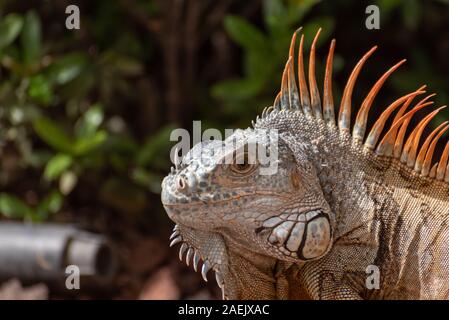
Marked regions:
[308,127,380,239]
[220,230,293,299]
[269,114,397,243]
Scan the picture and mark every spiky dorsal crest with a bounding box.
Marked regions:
[258,28,449,182]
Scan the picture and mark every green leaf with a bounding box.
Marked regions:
[0,193,33,219]
[245,49,274,79]
[44,153,73,181]
[33,117,74,153]
[263,0,286,29]
[131,167,152,187]
[0,14,23,49]
[28,74,54,105]
[35,190,63,220]
[59,171,78,195]
[58,68,95,100]
[20,10,41,66]
[73,130,107,155]
[286,0,320,26]
[263,0,291,36]
[224,16,267,52]
[47,53,87,85]
[263,0,319,35]
[75,104,104,138]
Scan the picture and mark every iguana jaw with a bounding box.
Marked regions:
[168,224,235,299]
[169,224,286,299]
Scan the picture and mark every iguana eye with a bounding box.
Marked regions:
[230,152,256,175]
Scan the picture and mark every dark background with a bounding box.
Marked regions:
[0,0,448,299]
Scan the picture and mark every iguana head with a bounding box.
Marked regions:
[162,126,334,298]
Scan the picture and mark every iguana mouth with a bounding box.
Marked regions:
[169,224,229,299]
[169,223,289,299]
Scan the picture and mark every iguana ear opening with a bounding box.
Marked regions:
[291,168,301,189]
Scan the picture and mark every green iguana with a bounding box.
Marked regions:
[161,28,449,300]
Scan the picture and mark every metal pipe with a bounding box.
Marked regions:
[0,222,117,282]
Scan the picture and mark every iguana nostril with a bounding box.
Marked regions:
[177,177,188,192]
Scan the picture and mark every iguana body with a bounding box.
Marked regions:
[161,28,449,300]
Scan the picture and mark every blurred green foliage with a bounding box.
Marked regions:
[0,0,448,222]
[0,4,172,221]
[212,0,332,112]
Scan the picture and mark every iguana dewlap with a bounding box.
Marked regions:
[161,28,449,300]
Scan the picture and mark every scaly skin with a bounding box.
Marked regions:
[161,29,449,300]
